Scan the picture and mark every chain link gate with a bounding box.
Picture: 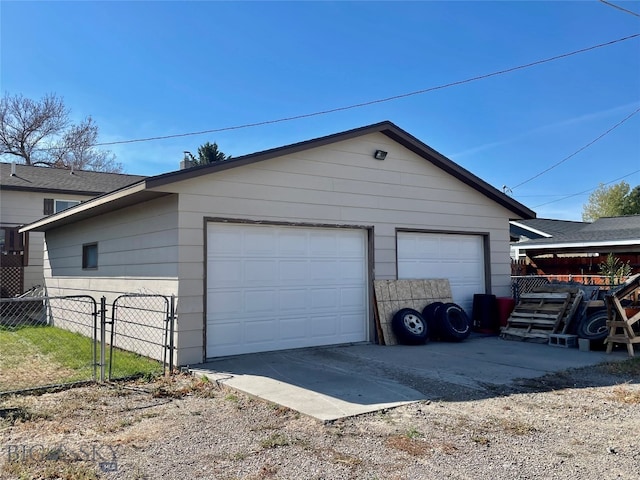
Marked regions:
[105,294,175,381]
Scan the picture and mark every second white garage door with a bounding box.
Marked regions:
[397,232,486,314]
[206,223,368,357]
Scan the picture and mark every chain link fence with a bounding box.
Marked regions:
[511,275,622,302]
[0,293,98,393]
[0,292,176,394]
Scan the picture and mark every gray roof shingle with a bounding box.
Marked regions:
[516,215,640,247]
[513,218,588,238]
[0,162,145,195]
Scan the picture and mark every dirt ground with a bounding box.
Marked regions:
[1,361,640,480]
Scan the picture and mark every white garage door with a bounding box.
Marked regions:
[397,232,485,314]
[206,223,368,357]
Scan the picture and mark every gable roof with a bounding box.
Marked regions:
[20,121,535,233]
[515,215,640,251]
[510,218,588,239]
[0,162,146,196]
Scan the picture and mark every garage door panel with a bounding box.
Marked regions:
[208,260,243,286]
[313,236,338,254]
[279,260,308,281]
[208,290,243,315]
[340,260,367,281]
[279,318,308,340]
[244,231,276,254]
[278,231,308,255]
[244,320,277,344]
[341,287,366,308]
[310,288,338,308]
[209,322,243,346]
[209,231,243,255]
[310,315,339,337]
[207,223,368,357]
[244,259,277,283]
[278,289,308,310]
[309,260,339,281]
[341,313,367,334]
[244,289,276,312]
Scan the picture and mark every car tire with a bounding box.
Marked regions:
[422,302,444,339]
[392,308,429,345]
[437,303,471,342]
[577,310,609,349]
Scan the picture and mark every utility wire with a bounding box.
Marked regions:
[35,32,640,151]
[531,168,640,208]
[599,0,640,18]
[511,105,640,190]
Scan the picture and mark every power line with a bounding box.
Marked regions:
[599,0,640,18]
[531,168,640,208]
[511,105,640,190]
[35,32,640,151]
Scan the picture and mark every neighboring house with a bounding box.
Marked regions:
[0,162,145,296]
[20,121,535,364]
[511,215,640,276]
[510,218,588,244]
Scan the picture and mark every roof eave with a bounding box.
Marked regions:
[516,239,640,250]
[19,181,154,233]
[0,185,105,196]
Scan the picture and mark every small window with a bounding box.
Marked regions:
[82,243,98,269]
[55,199,80,213]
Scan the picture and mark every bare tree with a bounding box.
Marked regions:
[48,117,122,172]
[0,93,121,172]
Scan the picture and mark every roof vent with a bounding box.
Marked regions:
[10,162,16,176]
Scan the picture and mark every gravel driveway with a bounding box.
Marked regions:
[1,359,639,479]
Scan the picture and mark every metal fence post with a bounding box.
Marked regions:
[169,295,175,372]
[100,296,106,382]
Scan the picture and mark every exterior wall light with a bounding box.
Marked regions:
[374,150,387,160]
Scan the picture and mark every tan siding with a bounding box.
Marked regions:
[44,195,179,281]
[0,190,96,290]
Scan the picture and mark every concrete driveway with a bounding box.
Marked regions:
[191,335,629,421]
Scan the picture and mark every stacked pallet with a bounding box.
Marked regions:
[501,286,583,342]
[605,274,640,357]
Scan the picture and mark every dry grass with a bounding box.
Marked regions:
[498,418,538,435]
[0,349,78,392]
[386,435,432,456]
[1,457,100,480]
[609,384,640,404]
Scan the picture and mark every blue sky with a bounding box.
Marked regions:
[2,1,639,221]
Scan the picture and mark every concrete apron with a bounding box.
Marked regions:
[190,336,629,422]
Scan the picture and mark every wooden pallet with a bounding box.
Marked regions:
[501,292,571,342]
[531,285,584,334]
[605,274,640,357]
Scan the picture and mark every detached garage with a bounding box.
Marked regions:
[21,121,535,365]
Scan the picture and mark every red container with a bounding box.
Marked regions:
[496,297,516,328]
